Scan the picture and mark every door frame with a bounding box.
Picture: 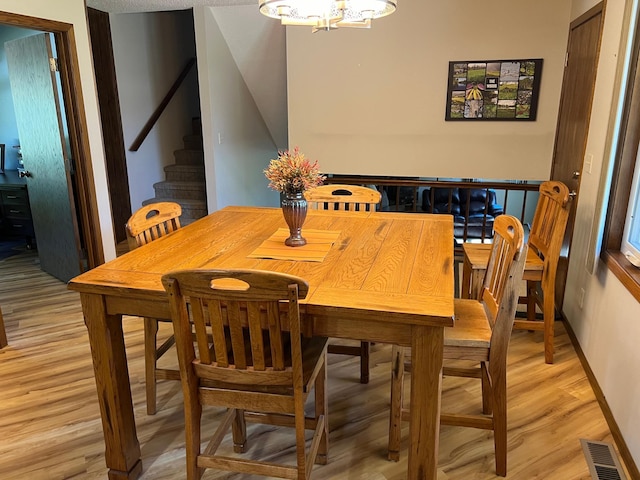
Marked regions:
[87,8,131,244]
[550,2,605,309]
[0,11,104,268]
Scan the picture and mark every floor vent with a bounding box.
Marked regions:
[581,439,627,480]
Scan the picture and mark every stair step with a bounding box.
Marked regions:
[142,197,207,223]
[164,164,205,182]
[183,134,203,150]
[153,180,207,201]
[143,118,205,224]
[174,149,204,165]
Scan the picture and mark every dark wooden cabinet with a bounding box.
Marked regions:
[0,170,34,247]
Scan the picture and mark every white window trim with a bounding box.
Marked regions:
[622,148,640,261]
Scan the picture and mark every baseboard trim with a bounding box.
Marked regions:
[562,317,640,480]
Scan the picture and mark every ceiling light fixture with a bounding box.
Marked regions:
[259,0,397,32]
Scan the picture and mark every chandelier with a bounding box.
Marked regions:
[259,0,397,32]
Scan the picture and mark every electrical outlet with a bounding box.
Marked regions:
[218,132,223,144]
[578,288,585,309]
[585,153,593,174]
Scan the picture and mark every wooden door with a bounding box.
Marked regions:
[550,3,604,310]
[5,33,82,282]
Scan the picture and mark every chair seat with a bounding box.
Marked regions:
[462,243,545,302]
[447,299,491,349]
[463,243,544,280]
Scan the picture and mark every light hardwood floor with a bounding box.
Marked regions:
[0,249,630,479]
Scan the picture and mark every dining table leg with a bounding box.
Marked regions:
[81,293,143,480]
[408,324,444,480]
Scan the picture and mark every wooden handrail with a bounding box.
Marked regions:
[129,57,196,152]
[326,175,542,247]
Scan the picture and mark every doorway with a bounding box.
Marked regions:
[5,32,83,282]
[0,11,105,271]
[550,2,605,311]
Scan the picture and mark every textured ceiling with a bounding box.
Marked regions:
[86,0,254,14]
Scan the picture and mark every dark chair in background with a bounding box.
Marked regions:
[422,187,504,240]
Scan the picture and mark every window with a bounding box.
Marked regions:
[621,152,640,261]
[602,0,640,302]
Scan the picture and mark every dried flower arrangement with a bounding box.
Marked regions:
[264,147,325,195]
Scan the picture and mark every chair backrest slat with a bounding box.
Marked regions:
[267,302,286,371]
[227,300,247,369]
[208,300,229,367]
[248,302,266,371]
[305,184,381,212]
[482,237,510,322]
[162,269,309,387]
[288,285,304,392]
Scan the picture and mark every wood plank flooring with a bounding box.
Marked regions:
[0,249,630,479]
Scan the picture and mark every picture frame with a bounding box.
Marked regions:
[445,59,543,121]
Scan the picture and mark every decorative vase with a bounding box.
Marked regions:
[281,191,307,247]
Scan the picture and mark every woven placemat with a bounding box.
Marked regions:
[248,228,340,262]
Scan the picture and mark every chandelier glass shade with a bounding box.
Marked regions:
[259,0,397,31]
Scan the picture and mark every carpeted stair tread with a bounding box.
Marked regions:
[164,164,205,182]
[183,134,203,150]
[142,197,206,207]
[143,117,207,223]
[153,181,206,201]
[142,197,207,222]
[174,149,204,165]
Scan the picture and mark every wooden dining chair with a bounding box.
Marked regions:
[461,181,570,364]
[305,184,382,384]
[388,215,527,477]
[161,269,329,480]
[126,201,182,414]
[0,306,8,348]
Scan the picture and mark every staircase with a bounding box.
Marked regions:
[142,119,207,224]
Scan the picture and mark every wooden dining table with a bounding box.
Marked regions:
[68,206,455,480]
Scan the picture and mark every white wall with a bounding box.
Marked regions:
[110,10,201,211]
[212,5,288,150]
[564,0,640,469]
[287,0,571,180]
[194,6,279,210]
[0,0,116,260]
